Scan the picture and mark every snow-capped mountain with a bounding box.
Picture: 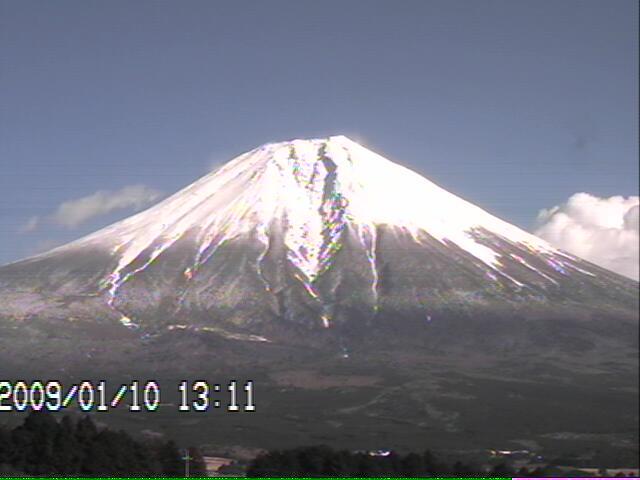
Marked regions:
[0,135,637,339]
[1,135,637,455]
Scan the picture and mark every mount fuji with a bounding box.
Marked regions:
[1,135,636,329]
[0,135,637,455]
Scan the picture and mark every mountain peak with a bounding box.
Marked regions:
[1,137,636,460]
[34,135,575,294]
[11,135,629,332]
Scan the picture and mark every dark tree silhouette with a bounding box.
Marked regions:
[247,445,484,477]
[158,439,183,476]
[0,410,201,476]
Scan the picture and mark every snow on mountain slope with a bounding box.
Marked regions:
[6,135,629,333]
[1,138,637,461]
[39,136,585,291]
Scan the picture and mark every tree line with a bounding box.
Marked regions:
[247,445,549,477]
[0,410,206,476]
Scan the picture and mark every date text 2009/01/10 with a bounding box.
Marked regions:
[0,380,255,413]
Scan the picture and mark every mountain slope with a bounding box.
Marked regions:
[1,135,636,335]
[0,135,637,458]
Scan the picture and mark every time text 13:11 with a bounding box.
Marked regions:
[178,380,255,412]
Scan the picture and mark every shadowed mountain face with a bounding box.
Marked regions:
[0,136,637,459]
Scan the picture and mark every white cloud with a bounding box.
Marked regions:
[50,185,161,227]
[26,239,64,256]
[20,185,162,232]
[207,149,235,172]
[19,216,40,233]
[535,193,639,281]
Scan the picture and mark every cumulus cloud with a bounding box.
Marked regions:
[535,193,639,281]
[19,216,40,233]
[51,185,162,227]
[26,239,64,256]
[207,148,237,173]
[21,185,162,232]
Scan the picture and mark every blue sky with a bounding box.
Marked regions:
[1,0,638,269]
